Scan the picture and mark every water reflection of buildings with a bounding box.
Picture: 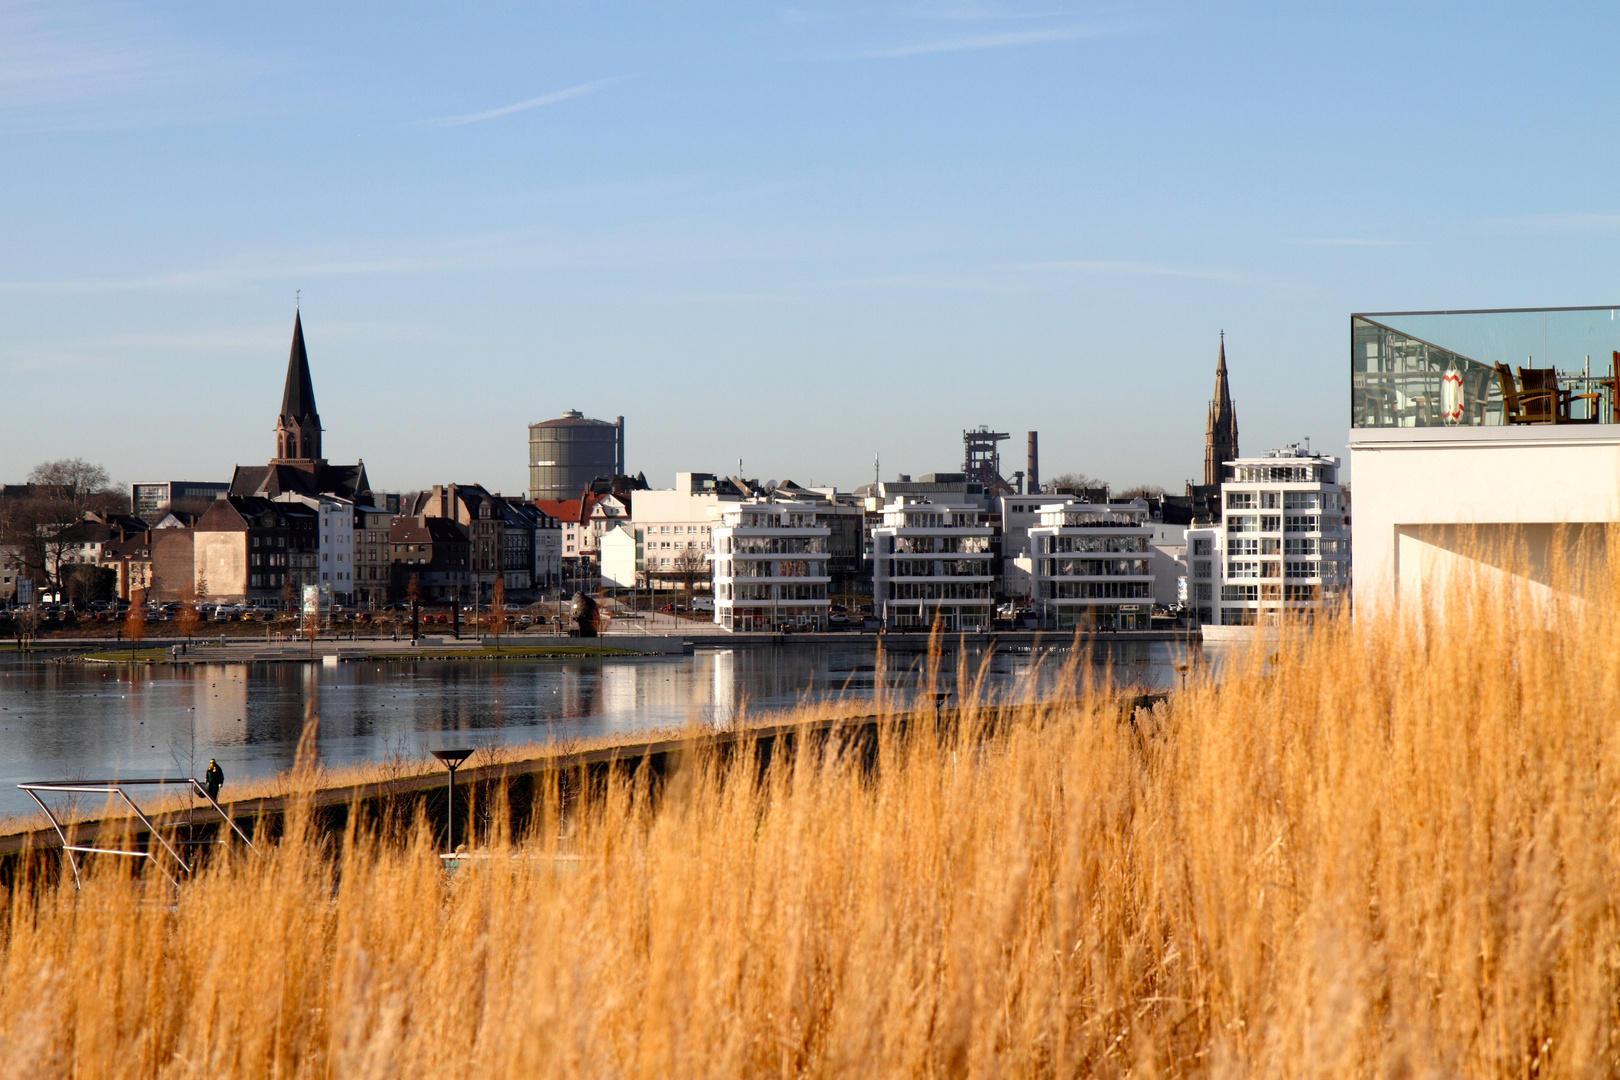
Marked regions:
[194,667,250,747]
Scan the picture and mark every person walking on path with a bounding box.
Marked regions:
[204,758,224,801]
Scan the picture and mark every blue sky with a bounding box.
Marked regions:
[4,1,1620,496]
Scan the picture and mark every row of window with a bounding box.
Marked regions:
[1230,465,1331,483]
[886,582,993,600]
[1040,558,1151,577]
[719,582,829,601]
[884,559,990,578]
[722,536,827,555]
[1222,583,1342,602]
[725,513,825,528]
[1225,490,1343,510]
[722,559,828,578]
[1043,581,1152,599]
[883,535,991,554]
[886,513,984,529]
[1226,515,1342,535]
[1043,535,1147,554]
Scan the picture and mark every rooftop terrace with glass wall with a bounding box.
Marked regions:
[1352,306,1620,428]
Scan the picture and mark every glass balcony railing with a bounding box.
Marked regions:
[1352,307,1620,428]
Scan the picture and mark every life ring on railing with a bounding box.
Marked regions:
[1440,365,1464,424]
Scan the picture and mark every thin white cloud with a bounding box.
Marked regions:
[864,23,1114,58]
[0,0,267,131]
[423,76,627,128]
[1016,260,1245,282]
[1290,237,1410,247]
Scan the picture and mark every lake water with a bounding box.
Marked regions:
[0,640,1195,817]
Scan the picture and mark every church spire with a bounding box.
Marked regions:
[274,310,323,464]
[1203,332,1238,487]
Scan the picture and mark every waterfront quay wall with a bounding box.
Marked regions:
[0,691,1168,886]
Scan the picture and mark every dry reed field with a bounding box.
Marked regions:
[3,563,1620,1078]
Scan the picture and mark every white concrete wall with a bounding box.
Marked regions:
[1149,524,1187,606]
[599,525,638,589]
[1349,426,1620,611]
[194,531,247,602]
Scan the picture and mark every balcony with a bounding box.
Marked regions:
[1353,307,1620,428]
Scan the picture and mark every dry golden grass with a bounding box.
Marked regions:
[4,561,1620,1078]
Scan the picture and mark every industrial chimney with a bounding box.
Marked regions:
[1027,431,1040,495]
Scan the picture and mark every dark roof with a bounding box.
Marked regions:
[229,462,371,501]
[280,311,318,423]
[391,516,469,544]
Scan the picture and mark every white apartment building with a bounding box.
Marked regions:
[712,502,832,631]
[871,499,994,630]
[1190,445,1351,626]
[1186,528,1220,625]
[1028,499,1155,631]
[273,492,357,605]
[629,472,747,588]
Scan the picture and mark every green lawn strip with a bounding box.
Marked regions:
[83,649,170,663]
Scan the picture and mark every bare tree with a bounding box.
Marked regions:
[176,590,200,645]
[488,575,508,648]
[1045,471,1103,494]
[1115,483,1167,499]
[124,594,147,659]
[406,573,421,640]
[4,496,82,596]
[672,547,707,607]
[3,460,126,594]
[27,459,108,500]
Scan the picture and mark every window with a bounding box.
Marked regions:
[1228,561,1259,579]
[1221,584,1258,601]
[1226,492,1255,509]
[1261,491,1280,509]
[1284,491,1321,510]
[1193,560,1212,578]
[1228,537,1258,556]
[1259,516,1281,532]
[1192,538,1211,556]
[1284,515,1319,533]
[1285,560,1317,579]
[1227,515,1258,533]
[1284,538,1317,555]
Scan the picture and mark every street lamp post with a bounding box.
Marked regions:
[431,748,475,854]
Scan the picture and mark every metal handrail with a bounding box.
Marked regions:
[18,777,257,890]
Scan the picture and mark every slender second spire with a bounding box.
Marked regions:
[1204,332,1238,487]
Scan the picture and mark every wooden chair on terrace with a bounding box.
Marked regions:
[1519,365,1601,424]
[1607,350,1620,424]
[1495,363,1554,424]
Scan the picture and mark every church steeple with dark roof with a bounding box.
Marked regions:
[1203,332,1238,487]
[274,310,323,465]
